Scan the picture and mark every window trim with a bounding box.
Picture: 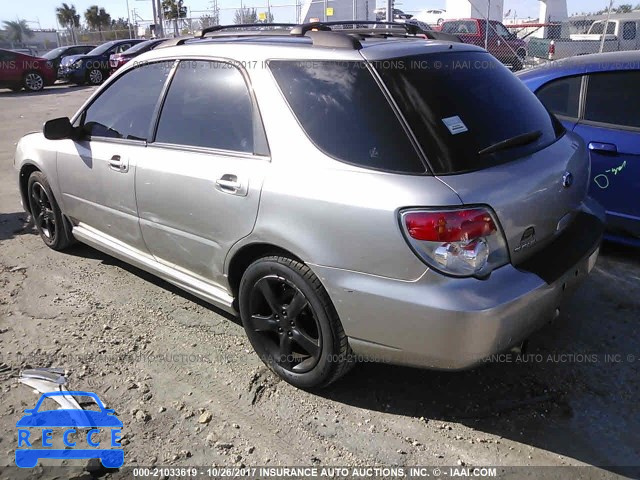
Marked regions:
[148,56,270,158]
[266,58,428,176]
[581,70,640,132]
[72,59,176,144]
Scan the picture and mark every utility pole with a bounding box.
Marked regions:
[485,0,491,50]
[126,0,134,37]
[386,0,392,22]
[156,0,164,37]
[600,0,614,53]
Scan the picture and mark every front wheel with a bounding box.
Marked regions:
[87,68,104,85]
[27,171,74,251]
[239,255,353,389]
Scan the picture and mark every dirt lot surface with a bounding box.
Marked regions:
[0,85,639,479]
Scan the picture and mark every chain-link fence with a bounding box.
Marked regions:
[52,0,640,71]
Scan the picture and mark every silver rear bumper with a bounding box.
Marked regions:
[310,209,603,370]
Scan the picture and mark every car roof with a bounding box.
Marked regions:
[518,50,640,90]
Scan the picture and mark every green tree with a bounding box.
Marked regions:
[199,13,219,30]
[233,7,258,24]
[56,3,80,44]
[614,4,633,12]
[162,0,188,36]
[2,20,34,47]
[84,5,111,40]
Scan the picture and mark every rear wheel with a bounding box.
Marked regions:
[27,171,74,251]
[23,71,44,92]
[239,255,353,389]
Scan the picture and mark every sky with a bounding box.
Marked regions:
[0,0,625,30]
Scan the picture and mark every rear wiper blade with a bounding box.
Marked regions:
[478,130,543,156]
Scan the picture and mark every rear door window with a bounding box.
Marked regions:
[375,51,562,174]
[155,60,255,153]
[269,60,424,173]
[536,76,582,119]
[584,71,640,128]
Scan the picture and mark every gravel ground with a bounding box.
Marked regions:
[0,85,638,479]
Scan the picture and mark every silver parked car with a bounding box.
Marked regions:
[14,23,605,389]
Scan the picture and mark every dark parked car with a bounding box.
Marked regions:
[439,18,528,70]
[519,51,640,246]
[42,45,96,74]
[59,39,144,85]
[0,48,57,92]
[109,38,165,73]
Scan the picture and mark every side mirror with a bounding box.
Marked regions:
[43,117,74,140]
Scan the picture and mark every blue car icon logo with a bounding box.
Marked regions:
[16,391,123,468]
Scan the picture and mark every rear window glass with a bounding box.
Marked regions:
[375,52,563,175]
[441,21,479,35]
[269,60,424,174]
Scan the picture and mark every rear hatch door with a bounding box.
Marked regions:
[369,47,590,263]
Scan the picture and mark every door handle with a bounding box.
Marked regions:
[588,142,618,154]
[108,155,129,172]
[215,174,248,196]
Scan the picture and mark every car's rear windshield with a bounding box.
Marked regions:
[374,51,563,175]
[43,47,66,59]
[87,42,116,56]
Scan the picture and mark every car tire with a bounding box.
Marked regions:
[87,68,104,85]
[27,171,75,251]
[239,255,353,389]
[23,71,44,92]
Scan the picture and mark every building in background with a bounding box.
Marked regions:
[301,0,376,23]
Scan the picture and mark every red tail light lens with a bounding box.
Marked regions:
[405,209,497,243]
[400,207,509,278]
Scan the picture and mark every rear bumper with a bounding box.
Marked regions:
[310,200,604,370]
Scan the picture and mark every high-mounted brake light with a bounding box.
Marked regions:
[400,207,509,278]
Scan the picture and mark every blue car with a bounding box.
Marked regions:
[59,39,144,85]
[16,391,123,468]
[518,51,640,246]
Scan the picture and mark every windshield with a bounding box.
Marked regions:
[87,42,116,56]
[121,39,156,54]
[375,51,563,175]
[589,21,616,35]
[43,47,66,59]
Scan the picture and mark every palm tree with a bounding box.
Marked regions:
[84,5,111,41]
[2,20,34,48]
[56,3,80,44]
[162,0,188,36]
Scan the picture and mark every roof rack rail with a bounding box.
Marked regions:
[156,36,193,48]
[290,20,423,36]
[197,23,297,38]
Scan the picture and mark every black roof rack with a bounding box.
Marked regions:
[290,20,425,36]
[156,20,456,52]
[198,23,297,38]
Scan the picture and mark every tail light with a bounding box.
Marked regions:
[548,41,556,60]
[400,207,509,278]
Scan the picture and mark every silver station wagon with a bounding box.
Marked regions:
[15,22,605,389]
